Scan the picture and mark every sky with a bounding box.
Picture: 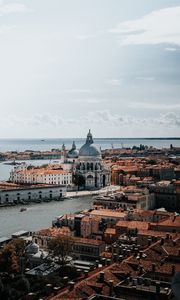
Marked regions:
[0,0,180,138]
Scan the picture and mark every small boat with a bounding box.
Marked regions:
[61,196,72,200]
[20,208,27,212]
[4,160,21,166]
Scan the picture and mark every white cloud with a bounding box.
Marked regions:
[72,98,101,104]
[76,34,97,40]
[159,112,180,127]
[85,110,180,128]
[0,24,14,35]
[0,3,29,15]
[76,30,104,40]
[165,47,180,52]
[0,111,179,139]
[110,6,180,46]
[129,102,180,110]
[64,89,92,94]
[106,79,122,86]
[136,76,155,81]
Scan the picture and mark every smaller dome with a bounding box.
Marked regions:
[26,242,39,255]
[67,141,79,158]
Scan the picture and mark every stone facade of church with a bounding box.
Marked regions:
[74,130,111,189]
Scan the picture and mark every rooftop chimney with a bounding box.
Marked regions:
[156,281,160,295]
[160,238,164,245]
[69,281,75,291]
[173,240,176,246]
[152,263,156,272]
[84,270,88,278]
[45,284,53,296]
[63,277,68,284]
[166,233,170,239]
[139,250,143,258]
[172,265,176,275]
[113,253,118,262]
[109,280,114,296]
[99,271,105,282]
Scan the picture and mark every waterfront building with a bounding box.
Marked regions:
[0,182,66,205]
[10,163,72,186]
[76,130,111,189]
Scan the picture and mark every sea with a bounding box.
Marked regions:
[0,137,179,237]
[0,137,180,153]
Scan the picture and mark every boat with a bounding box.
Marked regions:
[4,160,21,166]
[60,196,72,200]
[20,208,27,212]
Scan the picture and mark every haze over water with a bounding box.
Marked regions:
[0,138,180,152]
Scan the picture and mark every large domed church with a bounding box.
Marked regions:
[75,130,110,189]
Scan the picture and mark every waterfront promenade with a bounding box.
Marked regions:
[67,185,120,198]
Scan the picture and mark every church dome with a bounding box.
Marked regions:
[79,130,101,158]
[26,242,39,255]
[67,141,79,158]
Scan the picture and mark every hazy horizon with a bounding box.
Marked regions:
[0,136,180,140]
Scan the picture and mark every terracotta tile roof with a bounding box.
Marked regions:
[34,228,104,246]
[116,220,149,230]
[35,227,66,237]
[104,228,116,235]
[157,216,180,227]
[100,251,112,258]
[138,229,180,239]
[73,237,105,246]
[90,209,127,219]
[47,239,180,300]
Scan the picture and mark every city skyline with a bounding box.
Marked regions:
[0,0,180,138]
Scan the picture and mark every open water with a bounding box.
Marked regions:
[0,137,180,152]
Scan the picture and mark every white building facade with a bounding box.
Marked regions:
[76,130,111,189]
[10,164,72,186]
[0,185,66,205]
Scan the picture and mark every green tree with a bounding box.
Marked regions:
[48,235,74,267]
[0,239,26,274]
[14,276,30,294]
[72,173,85,190]
[146,159,156,165]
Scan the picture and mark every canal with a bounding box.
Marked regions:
[0,196,93,237]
